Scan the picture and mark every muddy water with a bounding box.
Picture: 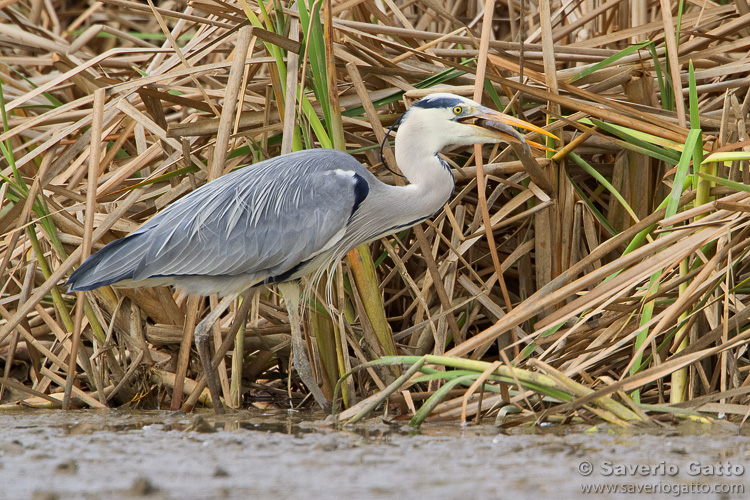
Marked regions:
[0,410,749,500]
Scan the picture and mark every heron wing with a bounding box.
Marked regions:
[131,150,368,284]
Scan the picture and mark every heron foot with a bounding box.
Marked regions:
[277,281,330,411]
[291,334,330,411]
[195,318,226,415]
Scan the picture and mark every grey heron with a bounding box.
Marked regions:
[68,92,555,412]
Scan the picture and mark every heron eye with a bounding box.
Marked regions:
[453,106,463,115]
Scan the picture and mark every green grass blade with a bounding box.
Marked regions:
[572,41,651,82]
[702,152,750,163]
[696,172,750,194]
[647,42,667,101]
[342,63,471,117]
[298,0,332,131]
[665,129,702,220]
[565,165,618,237]
[588,119,681,164]
[688,61,699,130]
[569,152,643,226]
[409,374,477,426]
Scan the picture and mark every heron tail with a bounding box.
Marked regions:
[67,234,146,292]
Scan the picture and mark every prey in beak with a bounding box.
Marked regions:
[458,107,558,151]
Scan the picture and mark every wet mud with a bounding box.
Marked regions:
[0,409,748,500]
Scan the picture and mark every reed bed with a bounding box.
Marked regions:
[2,0,750,428]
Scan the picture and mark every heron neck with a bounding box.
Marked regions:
[392,122,455,219]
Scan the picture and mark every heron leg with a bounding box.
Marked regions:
[277,281,329,410]
[194,293,237,414]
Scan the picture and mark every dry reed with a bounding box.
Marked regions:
[2,0,750,427]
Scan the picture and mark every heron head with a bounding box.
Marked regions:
[403,93,556,151]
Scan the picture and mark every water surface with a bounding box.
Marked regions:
[0,409,748,499]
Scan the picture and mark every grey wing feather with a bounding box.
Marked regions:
[68,149,369,295]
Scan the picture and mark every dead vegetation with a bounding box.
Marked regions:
[2,0,750,427]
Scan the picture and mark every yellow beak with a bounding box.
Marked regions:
[460,108,558,151]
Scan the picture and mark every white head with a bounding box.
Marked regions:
[395,93,555,155]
